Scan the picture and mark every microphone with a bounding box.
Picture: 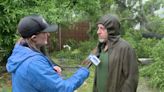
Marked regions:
[85,54,101,68]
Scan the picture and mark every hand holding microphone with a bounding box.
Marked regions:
[81,54,100,68]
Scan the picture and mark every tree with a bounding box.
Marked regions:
[0,0,101,67]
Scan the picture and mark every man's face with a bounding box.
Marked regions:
[97,24,108,43]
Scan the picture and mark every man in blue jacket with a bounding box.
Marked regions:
[6,14,90,92]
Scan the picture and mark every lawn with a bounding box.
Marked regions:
[0,73,12,92]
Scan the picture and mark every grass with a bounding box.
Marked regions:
[0,73,12,92]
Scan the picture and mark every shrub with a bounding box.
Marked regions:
[123,28,159,58]
[136,38,159,58]
[53,39,97,63]
[0,0,59,66]
[141,38,164,91]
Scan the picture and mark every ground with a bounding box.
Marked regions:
[137,77,159,92]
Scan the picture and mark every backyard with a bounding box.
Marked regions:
[0,0,164,92]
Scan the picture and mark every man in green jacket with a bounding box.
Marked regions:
[93,14,139,92]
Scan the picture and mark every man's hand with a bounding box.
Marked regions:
[53,66,62,75]
[81,47,98,67]
[81,59,92,66]
[81,54,100,68]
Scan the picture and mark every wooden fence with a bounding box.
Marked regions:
[50,21,90,51]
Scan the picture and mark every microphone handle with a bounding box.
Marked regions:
[86,62,93,69]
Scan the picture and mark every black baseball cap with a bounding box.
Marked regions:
[18,15,58,38]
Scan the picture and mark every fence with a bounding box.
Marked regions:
[53,21,90,50]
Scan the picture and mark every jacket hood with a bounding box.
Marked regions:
[6,44,40,73]
[97,14,121,50]
[97,14,121,36]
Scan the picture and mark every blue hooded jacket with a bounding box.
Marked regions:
[6,44,89,92]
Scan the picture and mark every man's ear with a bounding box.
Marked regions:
[30,35,37,41]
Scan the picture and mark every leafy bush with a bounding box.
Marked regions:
[0,0,59,66]
[146,16,164,34]
[141,38,164,91]
[123,29,159,58]
[53,39,97,63]
[136,38,159,58]
[64,39,80,50]
[0,0,101,67]
[122,24,164,91]
[0,1,21,65]
[78,39,97,54]
[123,28,142,49]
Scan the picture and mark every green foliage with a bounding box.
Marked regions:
[123,27,163,91]
[146,16,164,34]
[65,39,79,49]
[0,0,59,65]
[54,0,101,24]
[137,38,159,58]
[143,0,164,15]
[55,49,83,61]
[78,40,97,54]
[0,0,103,66]
[0,72,12,92]
[151,39,164,60]
[141,39,164,91]
[0,0,163,91]
[53,40,97,62]
[123,28,160,58]
[123,29,141,56]
[0,0,21,65]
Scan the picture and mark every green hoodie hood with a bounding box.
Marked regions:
[97,14,121,36]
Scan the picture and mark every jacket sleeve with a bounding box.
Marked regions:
[27,56,89,92]
[121,47,139,92]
